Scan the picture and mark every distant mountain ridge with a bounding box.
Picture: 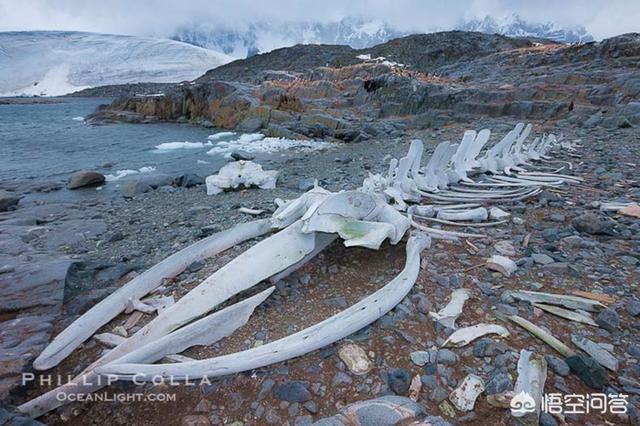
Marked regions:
[172,17,407,58]
[172,15,594,59]
[457,14,594,43]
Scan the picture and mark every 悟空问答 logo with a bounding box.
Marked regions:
[510,391,536,416]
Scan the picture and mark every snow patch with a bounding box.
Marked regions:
[105,166,156,182]
[206,133,331,157]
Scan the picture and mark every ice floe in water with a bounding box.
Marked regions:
[207,131,237,140]
[105,166,156,181]
[206,133,331,157]
[153,141,210,151]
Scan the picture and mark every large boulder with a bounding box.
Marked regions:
[0,190,19,212]
[67,170,105,189]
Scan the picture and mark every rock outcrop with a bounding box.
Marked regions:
[89,32,640,137]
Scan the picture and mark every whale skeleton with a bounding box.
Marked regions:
[20,123,583,418]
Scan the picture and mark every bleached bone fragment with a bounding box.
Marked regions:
[489,207,510,220]
[486,255,517,277]
[508,315,574,358]
[408,374,422,402]
[124,298,155,315]
[96,233,431,382]
[437,207,488,222]
[449,374,485,411]
[206,161,279,195]
[33,218,273,371]
[338,343,373,375]
[511,349,546,424]
[510,290,605,312]
[238,207,265,215]
[429,288,469,329]
[94,333,125,348]
[18,287,274,418]
[534,303,598,326]
[141,295,175,314]
[571,335,618,371]
[442,324,510,348]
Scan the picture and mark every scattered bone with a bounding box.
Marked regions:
[510,290,605,312]
[571,335,619,371]
[508,315,574,358]
[93,333,125,348]
[449,374,485,412]
[489,207,511,220]
[534,303,599,326]
[338,343,373,376]
[442,324,510,348]
[511,349,547,424]
[205,161,279,195]
[408,374,422,402]
[429,288,469,329]
[124,298,155,315]
[486,255,517,277]
[238,207,265,215]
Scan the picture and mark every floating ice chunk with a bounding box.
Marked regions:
[105,166,156,182]
[207,134,331,157]
[154,141,205,151]
[207,131,237,140]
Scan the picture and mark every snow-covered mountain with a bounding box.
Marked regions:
[172,17,407,58]
[173,15,594,59]
[457,15,594,44]
[0,31,233,97]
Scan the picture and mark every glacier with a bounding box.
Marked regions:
[0,31,233,97]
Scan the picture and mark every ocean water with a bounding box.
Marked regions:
[0,97,228,184]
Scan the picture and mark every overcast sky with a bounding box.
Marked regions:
[0,0,637,40]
